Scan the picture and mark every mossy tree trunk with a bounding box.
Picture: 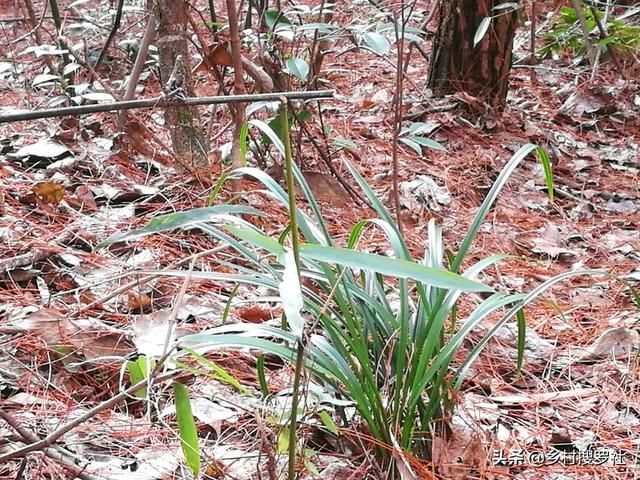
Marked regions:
[428,0,518,110]
[155,0,208,169]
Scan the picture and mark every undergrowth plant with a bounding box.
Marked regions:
[102,137,605,477]
[540,5,640,58]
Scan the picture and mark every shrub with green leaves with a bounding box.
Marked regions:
[540,5,640,57]
[102,143,603,476]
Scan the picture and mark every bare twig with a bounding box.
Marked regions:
[0,90,334,124]
[0,411,105,480]
[589,4,626,78]
[391,7,407,234]
[94,0,125,70]
[0,370,184,463]
[20,0,57,74]
[572,0,596,67]
[225,0,248,190]
[118,11,157,127]
[47,0,72,74]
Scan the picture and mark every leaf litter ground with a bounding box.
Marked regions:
[0,0,639,478]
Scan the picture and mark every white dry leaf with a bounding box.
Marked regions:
[10,139,70,159]
[400,175,451,213]
[577,327,640,362]
[132,310,176,358]
[390,432,418,480]
[279,250,304,338]
[161,397,238,437]
[87,446,180,480]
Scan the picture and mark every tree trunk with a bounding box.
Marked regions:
[155,0,208,169]
[428,0,518,110]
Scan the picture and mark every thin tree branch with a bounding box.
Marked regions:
[0,411,105,480]
[0,90,334,124]
[0,370,185,463]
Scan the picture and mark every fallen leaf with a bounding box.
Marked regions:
[577,327,640,362]
[32,181,65,204]
[194,43,234,73]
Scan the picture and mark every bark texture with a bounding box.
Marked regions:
[428,0,518,109]
[155,0,208,169]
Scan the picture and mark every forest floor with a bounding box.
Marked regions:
[0,0,639,479]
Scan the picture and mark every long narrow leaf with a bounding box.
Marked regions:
[300,244,492,292]
[97,205,261,247]
[173,382,200,477]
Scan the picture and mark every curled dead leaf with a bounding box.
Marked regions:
[194,43,234,72]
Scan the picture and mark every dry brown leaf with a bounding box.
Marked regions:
[74,185,98,211]
[236,304,274,323]
[194,43,234,72]
[33,181,65,204]
[20,308,133,360]
[126,290,152,312]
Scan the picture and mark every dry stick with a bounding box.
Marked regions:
[572,0,596,68]
[118,10,157,127]
[530,0,537,81]
[255,410,277,480]
[186,9,230,153]
[402,0,438,74]
[225,0,249,190]
[48,0,72,73]
[391,8,406,234]
[93,0,125,70]
[589,4,626,78]
[21,0,57,74]
[0,411,105,480]
[0,370,184,463]
[0,90,334,123]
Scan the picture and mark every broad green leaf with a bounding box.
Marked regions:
[410,136,447,151]
[246,101,279,117]
[32,74,61,87]
[492,2,519,11]
[298,22,336,33]
[399,137,422,156]
[125,357,148,398]
[299,244,493,292]
[265,10,292,30]
[277,429,289,453]
[318,411,339,435]
[173,382,200,476]
[474,17,492,47]
[285,58,309,82]
[362,32,390,56]
[331,136,358,152]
